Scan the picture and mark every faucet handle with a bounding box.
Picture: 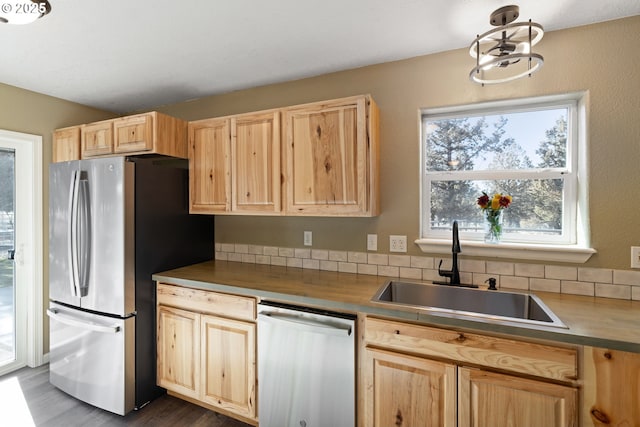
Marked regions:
[437,259,453,278]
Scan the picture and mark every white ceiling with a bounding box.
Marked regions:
[2,0,639,113]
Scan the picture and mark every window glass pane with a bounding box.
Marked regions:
[424,108,568,172]
[430,178,563,237]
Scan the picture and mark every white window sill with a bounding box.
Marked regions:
[415,239,596,263]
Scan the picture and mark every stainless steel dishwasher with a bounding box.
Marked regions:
[258,302,356,427]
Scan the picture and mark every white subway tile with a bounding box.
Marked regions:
[389,255,411,267]
[338,262,357,274]
[595,283,631,300]
[263,246,279,256]
[215,243,221,251]
[411,256,433,269]
[270,256,287,266]
[294,248,311,259]
[287,258,302,268]
[632,287,640,301]
[378,266,400,278]
[530,278,561,293]
[241,254,256,264]
[311,249,329,260]
[578,267,612,283]
[422,269,441,281]
[561,281,594,296]
[228,252,242,262]
[255,255,271,265]
[234,244,249,254]
[400,267,422,280]
[220,243,235,253]
[215,251,228,261]
[320,260,338,272]
[329,250,348,262]
[279,247,294,257]
[248,245,264,255]
[545,265,577,281]
[348,251,368,263]
[515,263,544,278]
[303,259,320,270]
[613,270,640,286]
[500,276,529,290]
[486,261,514,275]
[358,264,378,276]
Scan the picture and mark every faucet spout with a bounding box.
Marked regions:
[435,220,465,286]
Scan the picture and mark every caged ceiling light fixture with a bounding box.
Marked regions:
[469,5,544,85]
[0,0,51,25]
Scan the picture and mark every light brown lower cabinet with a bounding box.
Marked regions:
[361,316,580,427]
[156,283,257,425]
[458,367,577,427]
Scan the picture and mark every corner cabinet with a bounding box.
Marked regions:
[283,95,379,216]
[361,316,579,427]
[188,111,280,214]
[156,283,258,425]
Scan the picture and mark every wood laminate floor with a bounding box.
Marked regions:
[0,364,252,427]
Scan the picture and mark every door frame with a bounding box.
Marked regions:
[0,129,43,376]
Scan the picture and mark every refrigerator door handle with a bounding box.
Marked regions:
[47,308,121,334]
[77,172,91,295]
[68,170,81,297]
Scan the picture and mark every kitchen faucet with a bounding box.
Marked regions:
[434,221,477,288]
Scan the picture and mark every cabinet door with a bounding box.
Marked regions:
[284,97,368,215]
[188,118,231,213]
[583,347,640,426]
[113,113,154,153]
[231,111,281,213]
[81,120,113,157]
[53,126,81,162]
[201,314,256,419]
[157,306,201,399]
[458,367,578,427]
[363,347,456,427]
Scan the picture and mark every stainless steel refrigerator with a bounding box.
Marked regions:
[47,156,213,415]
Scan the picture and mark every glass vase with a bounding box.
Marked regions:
[484,209,503,244]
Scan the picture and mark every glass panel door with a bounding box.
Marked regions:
[0,148,15,365]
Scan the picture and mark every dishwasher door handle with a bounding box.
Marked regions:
[258,311,353,337]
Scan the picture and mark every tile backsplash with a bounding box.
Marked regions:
[215,243,640,301]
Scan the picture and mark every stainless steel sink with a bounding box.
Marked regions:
[371,280,567,328]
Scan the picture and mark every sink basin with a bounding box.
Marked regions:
[371,280,567,328]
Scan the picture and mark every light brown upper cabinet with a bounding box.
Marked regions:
[113,111,187,158]
[57,111,187,161]
[189,111,281,214]
[283,95,379,216]
[52,125,81,162]
[81,119,114,157]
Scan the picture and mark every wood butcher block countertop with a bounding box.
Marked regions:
[153,260,640,353]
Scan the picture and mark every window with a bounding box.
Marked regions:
[418,94,593,261]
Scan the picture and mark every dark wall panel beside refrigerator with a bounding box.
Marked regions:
[132,157,214,407]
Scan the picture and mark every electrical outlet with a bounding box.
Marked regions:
[367,234,378,251]
[390,235,407,253]
[304,231,312,246]
[631,246,640,268]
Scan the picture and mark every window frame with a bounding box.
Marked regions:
[416,93,595,263]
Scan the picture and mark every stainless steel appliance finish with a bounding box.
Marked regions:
[371,280,567,328]
[48,157,213,415]
[258,302,356,427]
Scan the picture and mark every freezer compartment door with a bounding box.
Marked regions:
[48,302,135,416]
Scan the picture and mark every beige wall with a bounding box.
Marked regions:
[159,16,640,271]
[0,82,115,353]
